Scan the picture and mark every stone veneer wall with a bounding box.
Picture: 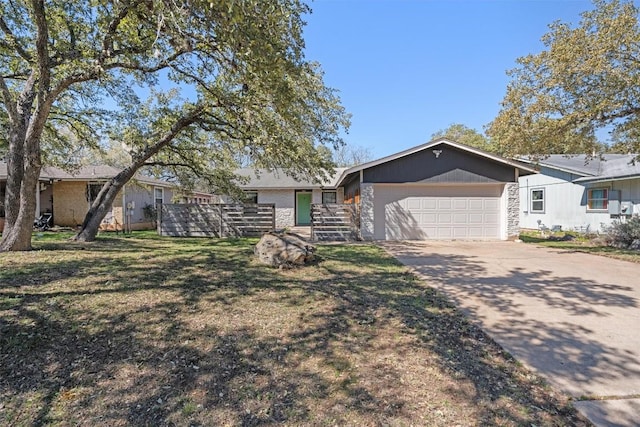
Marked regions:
[506,182,519,238]
[257,189,295,228]
[359,183,374,240]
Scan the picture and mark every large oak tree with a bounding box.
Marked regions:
[487,0,640,157]
[0,0,349,250]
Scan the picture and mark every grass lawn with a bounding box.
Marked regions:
[519,231,640,264]
[1,232,587,426]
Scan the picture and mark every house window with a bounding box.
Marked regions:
[531,189,545,213]
[587,188,608,210]
[87,183,103,203]
[244,191,258,204]
[322,191,337,204]
[154,187,164,205]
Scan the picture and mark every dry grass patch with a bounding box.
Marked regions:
[0,233,588,426]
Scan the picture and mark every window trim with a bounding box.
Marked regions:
[322,190,337,204]
[154,187,164,205]
[587,188,608,211]
[530,188,545,213]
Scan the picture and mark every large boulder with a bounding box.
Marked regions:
[254,232,316,268]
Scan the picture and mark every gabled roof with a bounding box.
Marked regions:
[0,162,174,188]
[518,154,640,182]
[235,167,347,190]
[335,138,537,186]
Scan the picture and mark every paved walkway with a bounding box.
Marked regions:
[382,241,640,427]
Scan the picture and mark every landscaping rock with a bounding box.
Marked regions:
[629,239,640,251]
[254,231,316,268]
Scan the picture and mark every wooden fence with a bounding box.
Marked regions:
[158,203,275,237]
[310,203,360,241]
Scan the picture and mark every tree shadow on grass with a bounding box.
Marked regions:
[0,237,592,425]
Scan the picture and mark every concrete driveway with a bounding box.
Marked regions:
[382,241,640,427]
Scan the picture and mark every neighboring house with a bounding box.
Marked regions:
[0,162,175,232]
[175,190,218,205]
[518,154,640,233]
[235,167,347,229]
[235,138,536,240]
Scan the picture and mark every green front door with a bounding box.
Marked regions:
[296,192,312,225]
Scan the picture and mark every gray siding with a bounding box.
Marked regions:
[362,145,515,184]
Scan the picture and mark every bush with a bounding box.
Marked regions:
[143,203,158,227]
[603,215,640,248]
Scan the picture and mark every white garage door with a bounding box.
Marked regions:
[375,184,503,240]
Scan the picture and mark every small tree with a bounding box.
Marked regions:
[431,123,496,153]
[332,144,374,167]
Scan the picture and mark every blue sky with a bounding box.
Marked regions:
[302,0,596,158]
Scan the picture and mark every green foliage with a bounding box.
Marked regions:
[604,215,640,247]
[0,0,349,179]
[431,123,497,153]
[142,203,157,226]
[487,0,640,157]
[0,0,350,248]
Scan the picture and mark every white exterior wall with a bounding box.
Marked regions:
[257,189,295,228]
[519,169,640,233]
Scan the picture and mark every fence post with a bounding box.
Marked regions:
[218,203,224,237]
[271,204,276,232]
[310,204,315,241]
[157,204,162,235]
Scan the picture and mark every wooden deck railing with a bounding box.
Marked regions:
[158,203,275,237]
[310,203,360,241]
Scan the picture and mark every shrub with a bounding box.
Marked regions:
[143,203,158,227]
[603,215,640,248]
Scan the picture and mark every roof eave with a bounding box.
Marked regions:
[336,138,537,186]
[573,174,640,184]
[516,157,600,177]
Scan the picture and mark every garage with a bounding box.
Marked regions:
[375,184,503,240]
[336,138,537,241]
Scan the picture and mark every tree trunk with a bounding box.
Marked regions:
[73,109,204,242]
[0,107,40,252]
[73,167,138,242]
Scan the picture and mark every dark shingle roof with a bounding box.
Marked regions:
[0,162,174,187]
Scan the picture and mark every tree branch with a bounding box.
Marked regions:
[99,1,134,62]
[0,75,17,123]
[0,15,32,62]
[132,105,206,165]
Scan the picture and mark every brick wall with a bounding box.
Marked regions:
[53,181,88,227]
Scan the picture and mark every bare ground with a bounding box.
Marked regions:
[0,234,589,426]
